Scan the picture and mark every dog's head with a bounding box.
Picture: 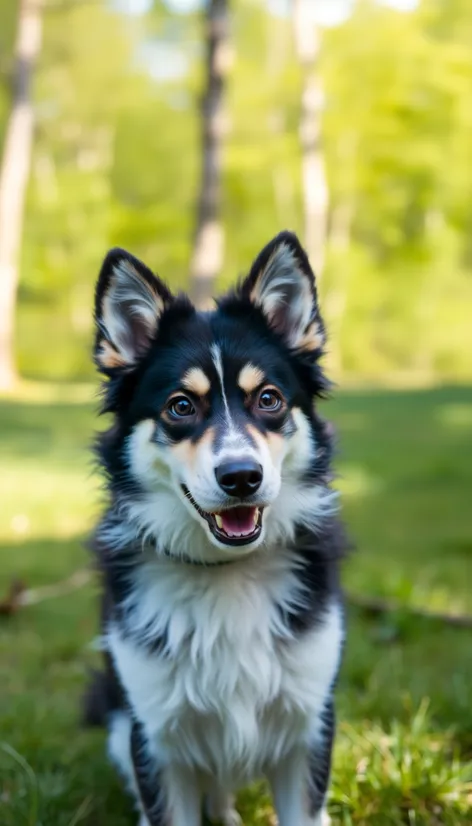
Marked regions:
[95,232,336,563]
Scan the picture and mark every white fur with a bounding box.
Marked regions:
[205,792,242,826]
[210,343,251,452]
[108,711,136,792]
[268,750,331,826]
[107,552,343,789]
[210,343,231,422]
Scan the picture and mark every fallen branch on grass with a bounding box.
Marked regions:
[347,591,472,629]
[0,569,92,616]
[1,570,472,629]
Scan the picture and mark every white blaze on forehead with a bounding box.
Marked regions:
[238,363,265,395]
[182,366,211,397]
[210,344,230,417]
[210,343,253,455]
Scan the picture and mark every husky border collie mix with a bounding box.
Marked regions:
[85,232,347,826]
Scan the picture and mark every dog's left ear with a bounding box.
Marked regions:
[94,248,172,373]
[240,231,325,354]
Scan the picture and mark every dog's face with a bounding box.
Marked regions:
[95,233,334,561]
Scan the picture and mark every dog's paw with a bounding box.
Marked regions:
[317,810,331,826]
[214,812,243,826]
[223,814,242,826]
[205,792,243,826]
[206,809,243,826]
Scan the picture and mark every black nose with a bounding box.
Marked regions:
[215,460,263,498]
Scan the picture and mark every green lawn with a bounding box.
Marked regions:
[1,383,471,825]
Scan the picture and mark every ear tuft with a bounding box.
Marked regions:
[94,248,171,373]
[242,231,325,354]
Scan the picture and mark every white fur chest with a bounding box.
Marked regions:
[107,551,343,784]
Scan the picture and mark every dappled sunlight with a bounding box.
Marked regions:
[405,580,470,617]
[0,534,91,589]
[335,464,383,498]
[436,402,472,430]
[325,410,370,432]
[5,518,93,545]
[0,463,99,543]
[1,380,97,405]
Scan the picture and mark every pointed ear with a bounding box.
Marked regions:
[240,232,325,354]
[94,248,172,373]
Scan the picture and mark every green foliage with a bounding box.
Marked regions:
[331,705,472,825]
[1,384,471,823]
[321,0,472,377]
[1,0,472,380]
[0,0,18,147]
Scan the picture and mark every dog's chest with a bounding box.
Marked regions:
[108,556,342,780]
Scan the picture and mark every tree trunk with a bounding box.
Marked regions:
[324,200,354,375]
[190,0,230,308]
[0,0,42,392]
[292,0,328,278]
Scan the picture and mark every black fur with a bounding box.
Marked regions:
[281,522,346,636]
[131,720,167,825]
[307,699,336,817]
[83,652,126,727]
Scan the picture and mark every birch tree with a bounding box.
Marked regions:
[292,0,328,277]
[190,0,230,308]
[0,0,43,391]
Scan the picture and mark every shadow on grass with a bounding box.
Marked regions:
[1,385,472,823]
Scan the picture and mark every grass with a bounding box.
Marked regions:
[1,382,472,825]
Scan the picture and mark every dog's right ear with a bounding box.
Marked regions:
[94,248,172,374]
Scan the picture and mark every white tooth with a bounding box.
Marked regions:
[215,514,223,529]
[253,508,259,526]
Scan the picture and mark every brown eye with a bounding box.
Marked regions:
[257,387,283,412]
[168,396,196,418]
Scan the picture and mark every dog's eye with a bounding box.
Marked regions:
[257,387,283,412]
[168,396,196,418]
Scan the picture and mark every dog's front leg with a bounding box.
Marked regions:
[205,789,242,826]
[131,720,202,826]
[267,747,331,826]
[267,705,334,826]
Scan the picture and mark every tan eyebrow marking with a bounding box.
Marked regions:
[238,364,265,394]
[182,367,211,397]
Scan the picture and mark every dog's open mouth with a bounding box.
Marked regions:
[182,486,263,546]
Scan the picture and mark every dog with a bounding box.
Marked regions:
[85,231,346,826]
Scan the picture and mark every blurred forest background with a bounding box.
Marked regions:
[1,2,472,825]
[1,0,472,387]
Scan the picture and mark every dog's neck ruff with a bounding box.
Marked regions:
[160,545,237,567]
[145,536,237,567]
[103,503,240,567]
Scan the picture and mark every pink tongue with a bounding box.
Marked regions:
[221,507,257,537]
